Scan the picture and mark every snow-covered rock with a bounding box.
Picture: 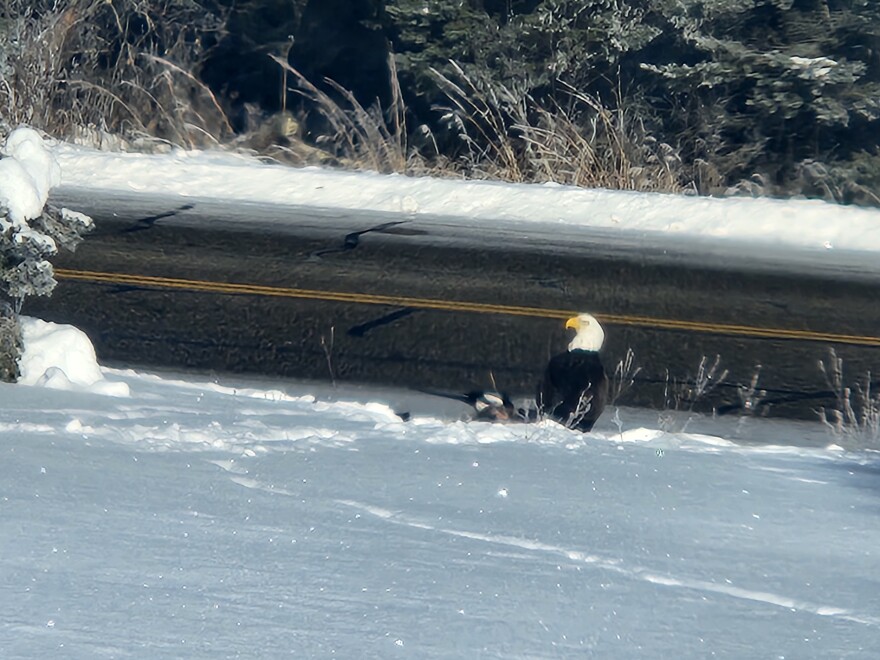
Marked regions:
[17,316,129,396]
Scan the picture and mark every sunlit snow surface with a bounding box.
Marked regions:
[2,321,880,658]
[0,122,876,657]
[0,127,60,224]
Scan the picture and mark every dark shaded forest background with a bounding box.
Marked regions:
[2,0,879,203]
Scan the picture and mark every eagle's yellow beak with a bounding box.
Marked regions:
[565,316,581,331]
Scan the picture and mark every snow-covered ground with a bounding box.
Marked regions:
[3,128,880,657]
[3,318,880,658]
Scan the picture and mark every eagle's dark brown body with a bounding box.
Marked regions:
[538,349,608,432]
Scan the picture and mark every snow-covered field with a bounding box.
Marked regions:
[3,129,880,657]
[3,318,880,659]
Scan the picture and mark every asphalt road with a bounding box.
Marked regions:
[26,187,880,420]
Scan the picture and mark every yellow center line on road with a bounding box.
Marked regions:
[55,268,880,348]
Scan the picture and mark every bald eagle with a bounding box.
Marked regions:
[537,312,608,432]
[433,313,609,431]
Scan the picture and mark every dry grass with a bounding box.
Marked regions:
[609,347,641,406]
[269,54,689,192]
[3,4,691,191]
[431,61,690,192]
[658,354,730,432]
[665,354,730,412]
[0,0,231,148]
[818,348,880,448]
[430,61,530,181]
[271,53,417,174]
[0,3,78,132]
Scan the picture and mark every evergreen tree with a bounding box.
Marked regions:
[378,0,880,199]
[0,127,92,382]
[640,0,880,194]
[0,302,21,382]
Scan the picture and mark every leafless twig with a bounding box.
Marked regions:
[320,325,336,388]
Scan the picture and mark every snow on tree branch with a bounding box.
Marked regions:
[0,126,92,302]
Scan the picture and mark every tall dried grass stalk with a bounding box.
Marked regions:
[432,62,689,192]
[658,354,729,432]
[271,53,413,174]
[610,347,641,406]
[0,0,230,148]
[430,60,528,181]
[818,348,880,448]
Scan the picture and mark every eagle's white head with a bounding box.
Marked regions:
[565,313,605,352]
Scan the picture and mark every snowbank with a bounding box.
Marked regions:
[0,126,61,225]
[17,317,129,396]
[3,325,876,658]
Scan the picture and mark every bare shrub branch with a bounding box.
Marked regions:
[737,364,767,416]
[610,347,641,406]
[818,348,880,448]
[320,325,336,388]
[659,354,729,433]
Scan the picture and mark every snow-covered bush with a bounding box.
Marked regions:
[0,126,92,382]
